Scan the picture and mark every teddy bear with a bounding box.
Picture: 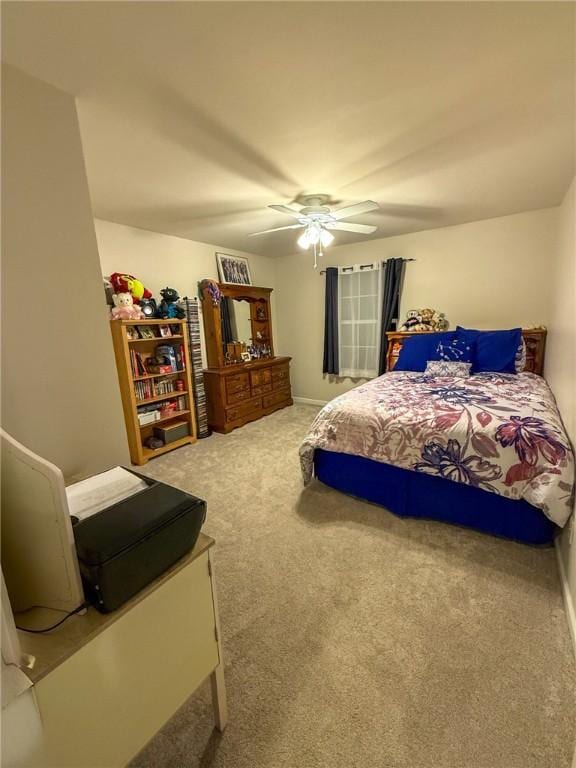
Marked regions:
[400,308,449,332]
[111,292,144,320]
[431,310,448,331]
[412,307,436,331]
[109,272,152,305]
[400,309,421,331]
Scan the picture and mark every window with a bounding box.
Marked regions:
[338,264,382,378]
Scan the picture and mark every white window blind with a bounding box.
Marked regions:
[338,264,382,378]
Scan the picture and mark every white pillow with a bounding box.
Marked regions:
[425,360,472,377]
[515,339,526,372]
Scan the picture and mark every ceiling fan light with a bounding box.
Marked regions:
[320,229,334,247]
[308,225,321,245]
[297,230,312,249]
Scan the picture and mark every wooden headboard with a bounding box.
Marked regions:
[385,328,547,375]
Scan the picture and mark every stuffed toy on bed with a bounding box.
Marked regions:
[400,308,448,332]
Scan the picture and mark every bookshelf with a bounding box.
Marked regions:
[110,319,197,465]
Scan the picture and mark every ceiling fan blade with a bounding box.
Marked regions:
[249,224,304,236]
[268,204,304,220]
[330,200,379,220]
[325,222,378,234]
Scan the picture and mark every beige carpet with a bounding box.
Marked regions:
[131,404,575,768]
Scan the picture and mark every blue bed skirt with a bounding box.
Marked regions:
[314,449,557,546]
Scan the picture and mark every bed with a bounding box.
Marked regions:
[300,329,574,545]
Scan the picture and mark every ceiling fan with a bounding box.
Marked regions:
[250,195,379,267]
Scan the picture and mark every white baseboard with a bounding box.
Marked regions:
[293,397,329,407]
[555,539,576,660]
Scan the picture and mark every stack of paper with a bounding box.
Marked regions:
[66,467,148,522]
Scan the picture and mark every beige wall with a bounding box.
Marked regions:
[545,177,576,625]
[275,207,558,402]
[95,219,277,350]
[1,65,129,479]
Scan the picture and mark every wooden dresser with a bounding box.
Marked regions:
[204,356,292,433]
[200,281,293,433]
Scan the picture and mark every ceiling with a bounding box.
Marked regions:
[2,2,575,257]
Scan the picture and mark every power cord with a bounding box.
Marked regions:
[16,603,88,634]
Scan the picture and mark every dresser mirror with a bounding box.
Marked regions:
[221,298,252,346]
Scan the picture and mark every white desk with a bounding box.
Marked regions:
[15,534,227,768]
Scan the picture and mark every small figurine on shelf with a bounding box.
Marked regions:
[158,287,186,319]
[111,292,144,320]
[199,279,222,307]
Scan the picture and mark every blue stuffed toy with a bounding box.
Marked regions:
[158,287,185,319]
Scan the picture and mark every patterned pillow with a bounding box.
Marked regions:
[425,360,472,377]
[434,337,474,363]
[515,338,526,372]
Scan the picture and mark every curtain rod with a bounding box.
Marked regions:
[319,258,415,275]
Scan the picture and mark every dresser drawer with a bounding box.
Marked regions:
[226,397,262,423]
[250,368,272,388]
[263,388,291,409]
[226,372,250,395]
[271,364,290,388]
[252,383,272,396]
[226,388,250,405]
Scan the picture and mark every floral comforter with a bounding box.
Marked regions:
[300,372,574,527]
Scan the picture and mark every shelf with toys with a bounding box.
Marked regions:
[109,318,196,465]
[106,274,199,463]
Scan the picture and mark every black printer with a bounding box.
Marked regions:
[72,471,206,613]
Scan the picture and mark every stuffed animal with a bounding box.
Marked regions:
[111,292,144,320]
[412,308,436,331]
[431,309,448,331]
[400,308,449,332]
[109,272,152,305]
[158,287,185,319]
[400,309,421,331]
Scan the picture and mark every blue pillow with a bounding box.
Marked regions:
[434,337,475,363]
[394,332,457,372]
[456,327,521,374]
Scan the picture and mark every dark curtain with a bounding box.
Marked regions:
[323,267,339,374]
[220,298,233,344]
[378,258,406,375]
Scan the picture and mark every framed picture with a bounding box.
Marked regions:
[159,325,172,338]
[136,326,156,339]
[216,253,252,286]
[241,351,252,362]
